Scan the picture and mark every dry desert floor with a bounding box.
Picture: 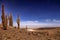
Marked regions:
[0,27,60,40]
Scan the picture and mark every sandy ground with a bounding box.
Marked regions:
[0,26,60,40]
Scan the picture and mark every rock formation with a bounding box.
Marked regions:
[17,15,20,29]
[5,15,8,29]
[9,12,13,27]
[1,4,7,30]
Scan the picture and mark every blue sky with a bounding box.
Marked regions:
[0,0,60,28]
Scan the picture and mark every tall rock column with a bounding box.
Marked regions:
[5,15,8,29]
[1,4,7,30]
[17,15,20,29]
[9,13,13,27]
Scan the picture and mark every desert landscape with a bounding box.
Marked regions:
[0,0,60,40]
[0,26,60,40]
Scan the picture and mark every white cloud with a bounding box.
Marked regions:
[13,21,47,28]
[20,21,40,25]
[20,21,48,28]
[34,20,39,22]
[13,20,60,28]
[45,19,51,22]
[45,19,60,23]
[1,18,60,28]
[53,19,60,22]
[0,19,60,28]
